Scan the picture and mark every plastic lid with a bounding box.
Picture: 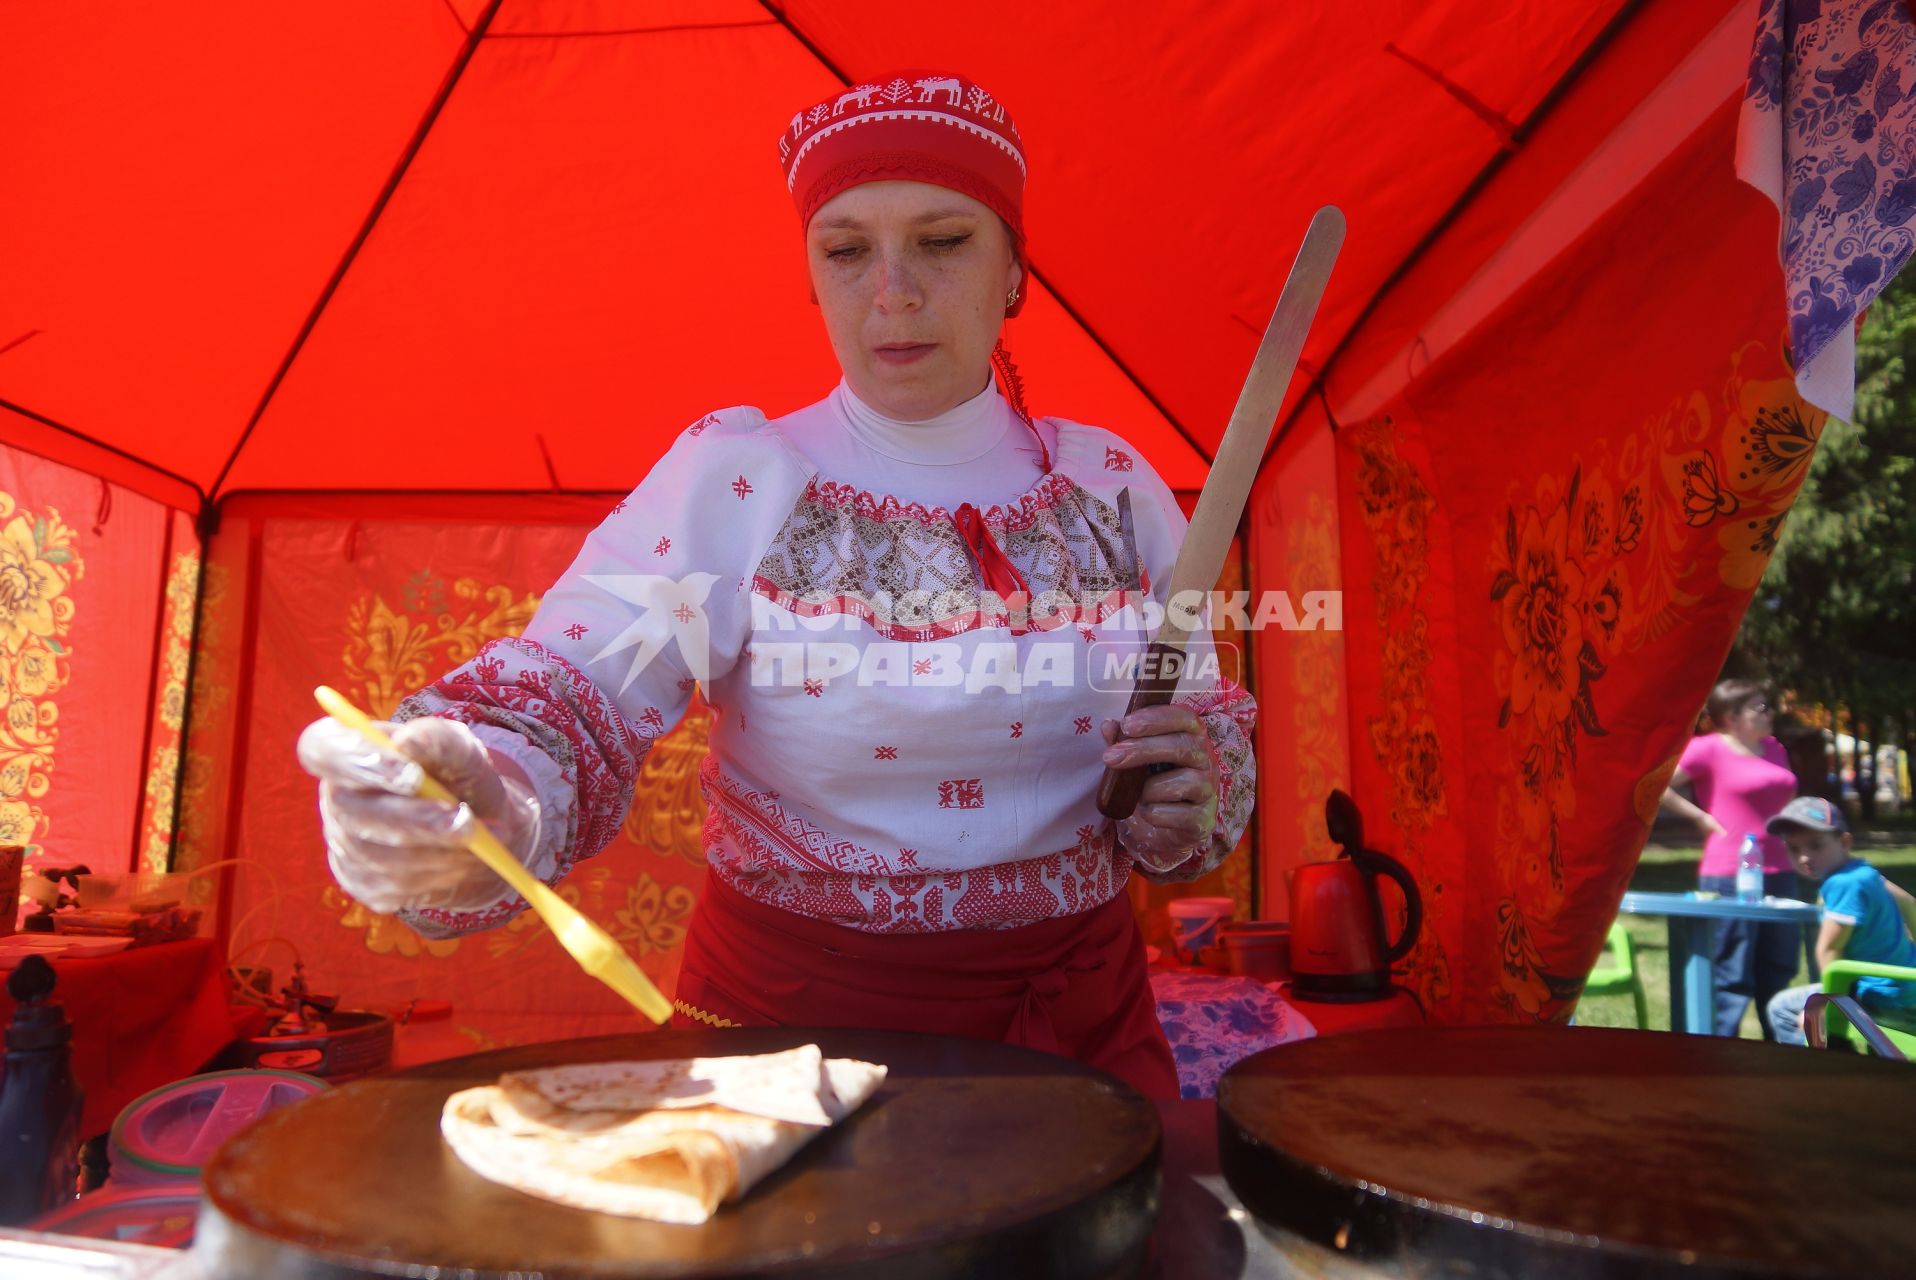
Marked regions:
[1167,897,1235,917]
[28,1184,202,1248]
[110,1068,326,1177]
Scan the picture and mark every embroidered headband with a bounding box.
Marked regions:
[778,71,1028,316]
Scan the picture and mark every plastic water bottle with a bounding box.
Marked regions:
[1735,833,1764,903]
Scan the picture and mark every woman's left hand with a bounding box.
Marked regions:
[1100,706,1219,873]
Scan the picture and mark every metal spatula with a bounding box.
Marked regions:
[1097,206,1346,819]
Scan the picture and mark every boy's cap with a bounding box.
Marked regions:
[1766,796,1849,835]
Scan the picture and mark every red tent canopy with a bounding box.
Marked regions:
[2,0,1692,505]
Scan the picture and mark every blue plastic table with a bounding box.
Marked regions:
[1618,891,1821,1035]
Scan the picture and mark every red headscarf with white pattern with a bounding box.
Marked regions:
[778,71,1029,318]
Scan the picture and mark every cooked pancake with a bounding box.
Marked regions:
[440,1045,886,1223]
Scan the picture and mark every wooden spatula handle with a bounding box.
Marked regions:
[1095,641,1188,819]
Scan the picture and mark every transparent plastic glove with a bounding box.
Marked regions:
[296,716,541,916]
[1100,707,1219,874]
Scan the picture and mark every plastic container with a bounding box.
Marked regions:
[108,1069,325,1187]
[1167,897,1235,962]
[232,1009,394,1080]
[74,870,193,913]
[54,869,209,944]
[1219,921,1292,981]
[26,1184,201,1248]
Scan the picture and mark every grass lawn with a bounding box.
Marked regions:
[1574,843,1916,1035]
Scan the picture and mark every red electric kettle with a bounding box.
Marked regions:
[1289,790,1423,1002]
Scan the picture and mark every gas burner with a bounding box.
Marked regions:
[262,964,339,1039]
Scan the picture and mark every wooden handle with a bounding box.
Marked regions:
[1096,642,1188,820]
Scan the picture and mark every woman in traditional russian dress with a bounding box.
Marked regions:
[300,72,1256,1099]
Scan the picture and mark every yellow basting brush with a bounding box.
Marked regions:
[314,685,672,1025]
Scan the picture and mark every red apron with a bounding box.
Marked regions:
[672,872,1179,1101]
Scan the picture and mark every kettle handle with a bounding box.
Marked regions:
[1352,848,1423,965]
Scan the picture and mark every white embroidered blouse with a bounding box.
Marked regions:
[397,382,1257,936]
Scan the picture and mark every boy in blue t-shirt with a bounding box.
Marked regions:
[1765,797,1916,1045]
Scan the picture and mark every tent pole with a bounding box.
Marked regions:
[209,519,268,952]
[130,510,178,873]
[0,397,205,514]
[1024,265,1212,466]
[164,503,217,872]
[206,0,507,500]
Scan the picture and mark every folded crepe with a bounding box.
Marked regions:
[440,1044,886,1224]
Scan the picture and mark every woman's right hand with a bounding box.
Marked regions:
[296,716,540,916]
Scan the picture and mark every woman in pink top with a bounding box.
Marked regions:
[1659,679,1803,1037]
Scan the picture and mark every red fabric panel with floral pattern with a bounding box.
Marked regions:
[1335,102,1825,1022]
[1245,402,1352,921]
[213,504,709,1050]
[0,444,170,886]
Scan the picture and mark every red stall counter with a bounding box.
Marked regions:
[0,938,237,1138]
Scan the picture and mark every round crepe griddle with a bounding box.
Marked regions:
[195,1026,1160,1279]
[1218,1025,1916,1279]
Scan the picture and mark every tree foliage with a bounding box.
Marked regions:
[1734,270,1916,728]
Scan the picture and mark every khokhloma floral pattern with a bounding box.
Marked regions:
[0,494,81,862]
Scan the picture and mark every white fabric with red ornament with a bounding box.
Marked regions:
[397,383,1255,935]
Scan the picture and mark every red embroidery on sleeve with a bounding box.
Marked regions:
[654,537,671,556]
[1009,722,1023,738]
[732,476,754,498]
[403,637,643,933]
[874,746,898,759]
[1073,716,1092,734]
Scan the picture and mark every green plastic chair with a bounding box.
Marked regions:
[1805,992,1908,1059]
[1582,919,1648,1030]
[1819,960,1916,1059]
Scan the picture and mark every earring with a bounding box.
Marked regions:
[1005,285,1020,310]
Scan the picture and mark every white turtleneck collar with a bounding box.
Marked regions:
[830,378,1010,466]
